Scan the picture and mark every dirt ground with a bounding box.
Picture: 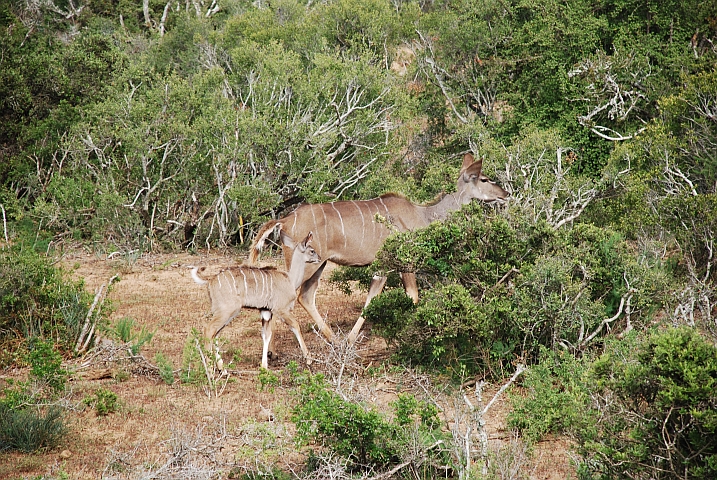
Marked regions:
[0,248,576,480]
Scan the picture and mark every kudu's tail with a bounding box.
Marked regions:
[248,219,282,264]
[190,266,208,285]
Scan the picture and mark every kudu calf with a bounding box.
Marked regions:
[249,153,508,344]
[192,231,320,369]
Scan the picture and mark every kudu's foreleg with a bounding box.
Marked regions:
[276,309,312,366]
[401,272,419,304]
[347,275,387,345]
[297,261,335,342]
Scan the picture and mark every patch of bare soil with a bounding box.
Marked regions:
[0,249,576,479]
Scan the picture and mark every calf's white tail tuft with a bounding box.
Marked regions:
[190,266,208,285]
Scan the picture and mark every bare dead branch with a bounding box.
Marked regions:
[1,204,7,243]
[76,274,119,354]
[416,30,468,125]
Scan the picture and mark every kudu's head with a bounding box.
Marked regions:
[280,230,321,266]
[458,153,509,203]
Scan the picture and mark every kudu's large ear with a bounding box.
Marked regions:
[301,231,313,248]
[460,153,483,180]
[279,229,297,249]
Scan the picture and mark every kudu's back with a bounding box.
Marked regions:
[204,266,295,318]
[276,194,422,266]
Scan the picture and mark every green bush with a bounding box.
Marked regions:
[83,388,119,416]
[397,283,490,373]
[154,353,175,385]
[0,404,67,453]
[180,329,218,385]
[507,348,593,444]
[362,288,416,342]
[258,368,279,393]
[1,340,69,415]
[27,339,68,394]
[577,327,717,479]
[0,245,92,354]
[106,317,154,355]
[289,368,447,473]
[370,207,673,376]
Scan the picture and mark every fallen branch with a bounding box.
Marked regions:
[368,440,444,480]
[76,274,119,354]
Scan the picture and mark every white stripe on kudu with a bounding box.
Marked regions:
[331,203,347,249]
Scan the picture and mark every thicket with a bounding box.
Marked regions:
[508,329,717,479]
[366,203,673,376]
[4,0,716,250]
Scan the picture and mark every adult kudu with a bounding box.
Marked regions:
[249,153,509,344]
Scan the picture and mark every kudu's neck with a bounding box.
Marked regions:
[286,249,308,291]
[421,191,468,224]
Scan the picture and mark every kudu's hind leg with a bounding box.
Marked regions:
[297,261,335,342]
[203,306,242,371]
[347,275,388,345]
[260,310,274,369]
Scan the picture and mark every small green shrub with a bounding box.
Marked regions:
[577,327,717,479]
[0,404,67,453]
[0,381,32,411]
[107,317,154,355]
[83,388,119,416]
[154,352,175,385]
[180,329,224,385]
[27,339,68,394]
[403,283,490,371]
[507,348,593,444]
[289,368,447,473]
[362,288,416,342]
[0,244,92,354]
[1,340,69,413]
[258,368,279,393]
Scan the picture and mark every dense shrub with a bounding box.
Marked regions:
[0,244,92,356]
[577,327,717,479]
[368,205,673,375]
[289,367,447,473]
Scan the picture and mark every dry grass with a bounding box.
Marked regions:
[0,249,576,479]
